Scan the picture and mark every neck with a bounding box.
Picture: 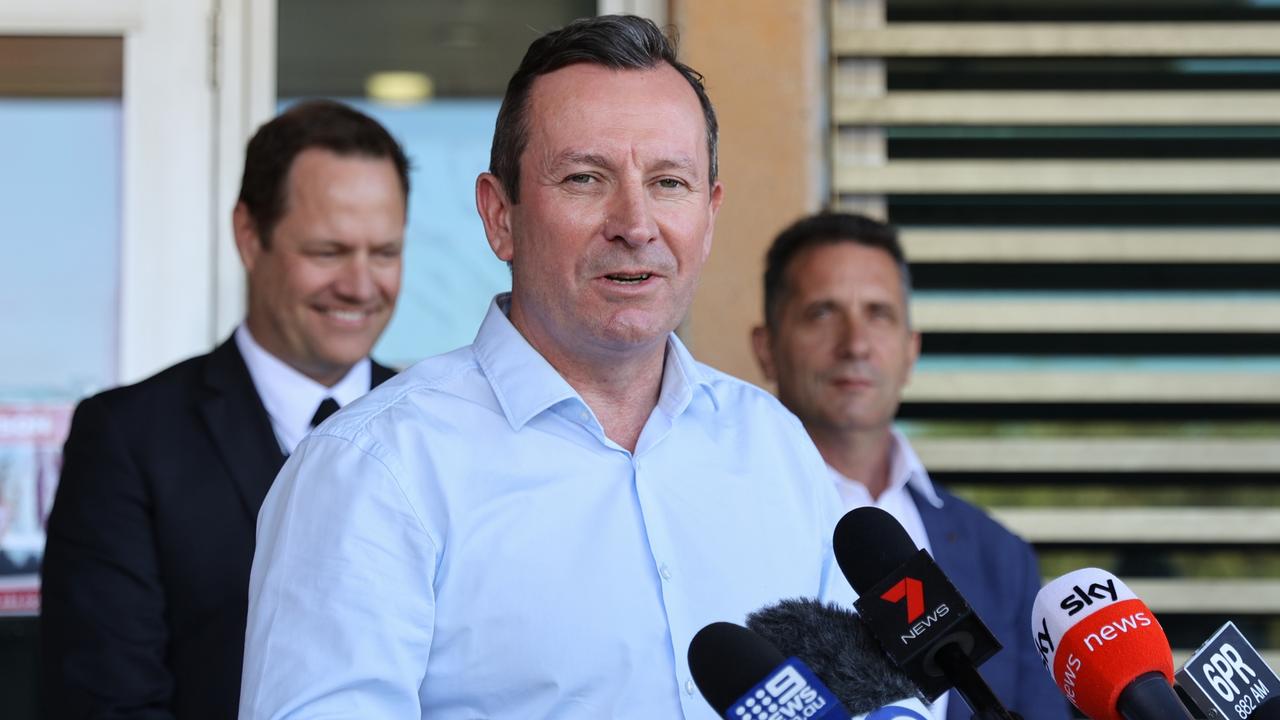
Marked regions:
[812,425,896,501]
[242,317,348,387]
[507,304,667,453]
[559,350,665,452]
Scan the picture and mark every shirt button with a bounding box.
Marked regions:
[659,563,672,580]
[685,678,696,695]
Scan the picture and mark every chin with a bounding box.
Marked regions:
[314,342,373,371]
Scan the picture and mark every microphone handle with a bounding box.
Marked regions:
[1117,671,1194,720]
[934,642,1016,720]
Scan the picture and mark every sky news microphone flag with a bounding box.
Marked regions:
[834,506,1013,719]
[1031,567,1191,720]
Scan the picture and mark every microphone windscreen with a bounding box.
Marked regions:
[1032,568,1174,720]
[746,598,922,714]
[688,621,787,715]
[833,507,918,593]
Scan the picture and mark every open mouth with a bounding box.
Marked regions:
[604,273,652,285]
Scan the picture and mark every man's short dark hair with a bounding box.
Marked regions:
[762,212,913,328]
[489,14,718,203]
[237,99,410,247]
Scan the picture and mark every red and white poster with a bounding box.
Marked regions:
[0,403,72,615]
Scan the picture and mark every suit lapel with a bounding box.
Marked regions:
[912,486,967,578]
[198,337,287,520]
[910,487,981,720]
[371,360,396,388]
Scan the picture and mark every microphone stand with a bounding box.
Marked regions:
[1117,672,1194,720]
[935,643,1017,720]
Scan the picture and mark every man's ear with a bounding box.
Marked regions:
[475,172,515,263]
[232,203,263,272]
[904,329,922,385]
[701,180,725,262]
[750,324,777,382]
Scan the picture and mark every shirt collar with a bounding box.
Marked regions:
[471,293,717,431]
[234,324,371,439]
[889,427,945,509]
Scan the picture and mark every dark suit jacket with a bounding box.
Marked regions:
[40,337,394,719]
[910,485,1072,720]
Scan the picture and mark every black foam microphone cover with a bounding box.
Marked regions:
[746,597,921,714]
[688,621,787,716]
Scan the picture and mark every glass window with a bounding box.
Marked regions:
[0,35,122,613]
[278,0,595,366]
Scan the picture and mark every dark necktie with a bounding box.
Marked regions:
[310,397,340,428]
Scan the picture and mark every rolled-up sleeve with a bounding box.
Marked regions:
[239,431,439,719]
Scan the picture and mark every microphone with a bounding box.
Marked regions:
[688,621,850,719]
[1254,697,1280,720]
[833,507,1014,719]
[1174,621,1280,720]
[745,597,934,718]
[1031,567,1191,720]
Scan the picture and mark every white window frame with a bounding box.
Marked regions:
[1,0,271,385]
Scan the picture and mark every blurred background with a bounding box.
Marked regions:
[2,0,1278,716]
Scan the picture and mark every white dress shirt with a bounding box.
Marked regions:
[234,324,370,455]
[239,294,852,719]
[830,428,949,720]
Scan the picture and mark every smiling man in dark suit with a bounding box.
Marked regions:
[751,212,1070,720]
[40,100,409,719]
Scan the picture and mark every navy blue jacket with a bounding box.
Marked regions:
[41,337,395,719]
[909,485,1073,720]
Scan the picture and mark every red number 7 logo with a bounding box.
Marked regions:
[881,577,925,623]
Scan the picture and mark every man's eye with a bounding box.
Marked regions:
[656,178,684,189]
[566,174,594,184]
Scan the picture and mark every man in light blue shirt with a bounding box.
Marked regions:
[240,16,851,719]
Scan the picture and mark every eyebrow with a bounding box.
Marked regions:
[551,151,614,173]
[651,156,698,174]
[550,151,699,175]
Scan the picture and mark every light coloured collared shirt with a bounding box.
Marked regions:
[240,294,852,720]
[829,428,949,720]
[234,324,370,455]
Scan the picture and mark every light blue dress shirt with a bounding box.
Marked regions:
[240,295,853,719]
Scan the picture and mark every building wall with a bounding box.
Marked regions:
[675,0,827,385]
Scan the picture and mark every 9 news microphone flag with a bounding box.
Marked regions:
[688,620,933,720]
[688,621,849,719]
[746,598,930,715]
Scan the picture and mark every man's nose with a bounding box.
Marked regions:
[603,181,658,248]
[333,255,376,301]
[837,313,871,359]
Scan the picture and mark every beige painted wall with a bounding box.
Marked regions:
[673,0,827,386]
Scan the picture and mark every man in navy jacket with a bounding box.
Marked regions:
[751,212,1070,720]
[41,101,407,719]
